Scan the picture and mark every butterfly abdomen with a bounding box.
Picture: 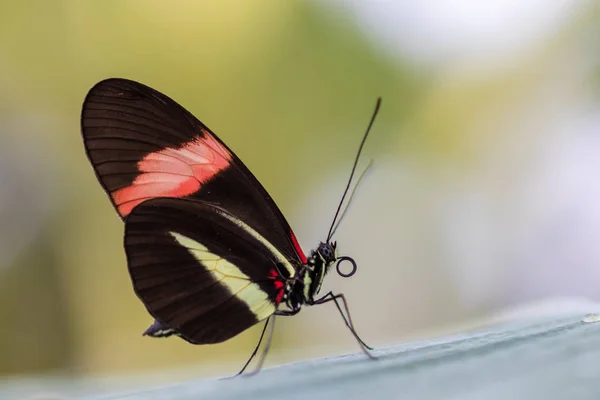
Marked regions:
[143,319,179,338]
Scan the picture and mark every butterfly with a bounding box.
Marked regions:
[80,78,380,374]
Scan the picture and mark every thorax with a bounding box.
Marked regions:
[285,248,333,310]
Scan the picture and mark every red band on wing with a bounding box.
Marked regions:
[113,130,232,217]
[276,289,285,304]
[269,268,286,304]
[274,280,285,304]
[289,230,307,264]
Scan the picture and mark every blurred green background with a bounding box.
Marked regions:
[1,0,600,384]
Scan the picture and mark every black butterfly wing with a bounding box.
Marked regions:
[81,78,307,266]
[125,197,293,344]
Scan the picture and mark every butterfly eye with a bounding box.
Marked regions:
[335,256,357,278]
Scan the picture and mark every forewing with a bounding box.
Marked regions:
[81,78,307,265]
[124,197,291,344]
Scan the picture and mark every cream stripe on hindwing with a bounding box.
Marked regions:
[169,232,276,321]
[215,210,297,277]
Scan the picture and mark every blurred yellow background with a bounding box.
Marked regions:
[1,0,599,383]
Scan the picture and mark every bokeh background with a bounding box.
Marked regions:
[1,0,600,388]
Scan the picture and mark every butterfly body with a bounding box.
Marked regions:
[282,241,338,311]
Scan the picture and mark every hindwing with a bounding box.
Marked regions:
[124,197,293,344]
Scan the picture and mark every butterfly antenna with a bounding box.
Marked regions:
[329,159,374,238]
[326,97,382,242]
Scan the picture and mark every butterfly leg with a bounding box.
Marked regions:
[275,308,301,316]
[312,292,376,357]
[236,307,301,377]
[243,315,278,377]
[235,318,271,376]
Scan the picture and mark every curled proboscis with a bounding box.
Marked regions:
[335,256,357,278]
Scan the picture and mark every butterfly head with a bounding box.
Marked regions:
[317,241,337,267]
[302,241,356,302]
[316,241,357,279]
